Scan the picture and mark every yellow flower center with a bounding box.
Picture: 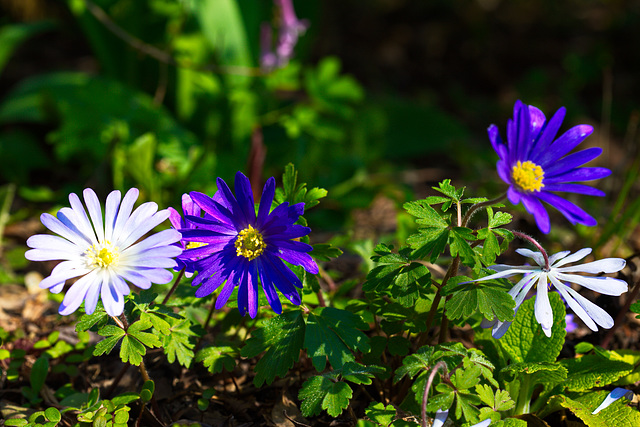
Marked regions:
[512,160,545,192]
[235,225,266,261]
[186,241,207,250]
[85,241,120,269]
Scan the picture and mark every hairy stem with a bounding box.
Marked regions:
[512,231,550,270]
[461,193,507,227]
[422,361,448,427]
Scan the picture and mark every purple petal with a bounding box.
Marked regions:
[544,167,611,184]
[529,106,565,156]
[234,172,257,226]
[257,177,276,227]
[543,184,605,197]
[521,194,551,234]
[544,147,603,177]
[537,192,597,226]
[535,125,593,166]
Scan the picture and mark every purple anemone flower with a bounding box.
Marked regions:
[25,188,182,316]
[177,172,319,318]
[168,193,208,278]
[489,100,611,233]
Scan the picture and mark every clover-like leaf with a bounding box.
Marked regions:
[196,345,238,374]
[162,318,199,368]
[304,306,370,371]
[241,310,305,387]
[299,376,353,417]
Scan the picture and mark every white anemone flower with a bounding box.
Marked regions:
[472,248,627,338]
[26,188,182,316]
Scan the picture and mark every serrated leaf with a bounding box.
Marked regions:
[501,362,568,386]
[403,200,449,227]
[120,335,146,366]
[311,243,343,261]
[94,325,125,357]
[299,376,353,417]
[548,392,640,427]
[443,277,514,323]
[304,307,370,371]
[394,346,434,383]
[559,354,633,391]
[162,319,198,367]
[449,227,477,267]
[339,362,384,385]
[501,293,566,364]
[139,311,171,335]
[75,310,108,332]
[365,401,396,426]
[241,311,305,387]
[196,345,237,374]
[451,360,482,390]
[475,384,515,412]
[128,320,162,349]
[433,179,464,202]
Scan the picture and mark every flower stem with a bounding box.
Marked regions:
[461,193,507,227]
[421,361,447,427]
[514,374,533,414]
[512,231,550,270]
[161,267,185,305]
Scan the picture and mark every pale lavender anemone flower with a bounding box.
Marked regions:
[473,248,627,338]
[168,193,207,278]
[489,100,611,233]
[260,0,309,70]
[25,189,182,316]
[177,172,318,318]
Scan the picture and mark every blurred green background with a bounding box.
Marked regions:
[0,0,638,241]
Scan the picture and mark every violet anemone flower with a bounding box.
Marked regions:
[168,193,208,278]
[472,247,626,338]
[178,172,318,318]
[489,100,610,233]
[25,188,182,316]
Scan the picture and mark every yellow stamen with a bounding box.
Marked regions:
[235,225,266,261]
[85,241,120,268]
[186,241,207,250]
[512,160,545,192]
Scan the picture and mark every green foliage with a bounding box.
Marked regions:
[442,275,515,323]
[94,319,161,366]
[241,311,306,387]
[196,344,238,374]
[304,306,370,371]
[364,402,397,426]
[364,244,431,307]
[275,163,328,210]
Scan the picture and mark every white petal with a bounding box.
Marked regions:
[68,192,99,244]
[550,275,599,332]
[83,189,105,243]
[83,276,102,315]
[492,320,513,339]
[40,264,90,289]
[512,273,540,307]
[111,188,139,241]
[515,248,545,266]
[554,272,628,296]
[116,202,159,247]
[471,419,492,427]
[552,248,592,267]
[534,275,553,335]
[118,257,177,269]
[58,270,99,316]
[548,250,572,264]
[40,213,92,247]
[592,388,634,414]
[558,258,626,274]
[122,229,181,254]
[104,190,122,242]
[490,264,540,272]
[26,234,84,254]
[467,267,539,283]
[25,247,82,262]
[564,286,614,329]
[433,409,448,427]
[101,273,125,316]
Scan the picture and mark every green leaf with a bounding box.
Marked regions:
[120,335,147,366]
[364,401,396,426]
[140,380,154,403]
[403,200,449,228]
[443,276,515,323]
[0,22,55,76]
[275,163,328,209]
[339,362,385,385]
[501,292,566,363]
[196,345,237,374]
[311,243,343,261]
[299,376,353,417]
[30,357,49,394]
[500,362,568,386]
[44,407,61,423]
[559,354,633,391]
[394,346,434,383]
[547,392,640,427]
[433,179,465,202]
[75,310,109,332]
[110,392,140,406]
[449,227,477,266]
[241,311,305,387]
[94,325,125,357]
[128,320,161,348]
[475,384,515,412]
[304,307,370,371]
[196,0,251,67]
[162,318,198,368]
